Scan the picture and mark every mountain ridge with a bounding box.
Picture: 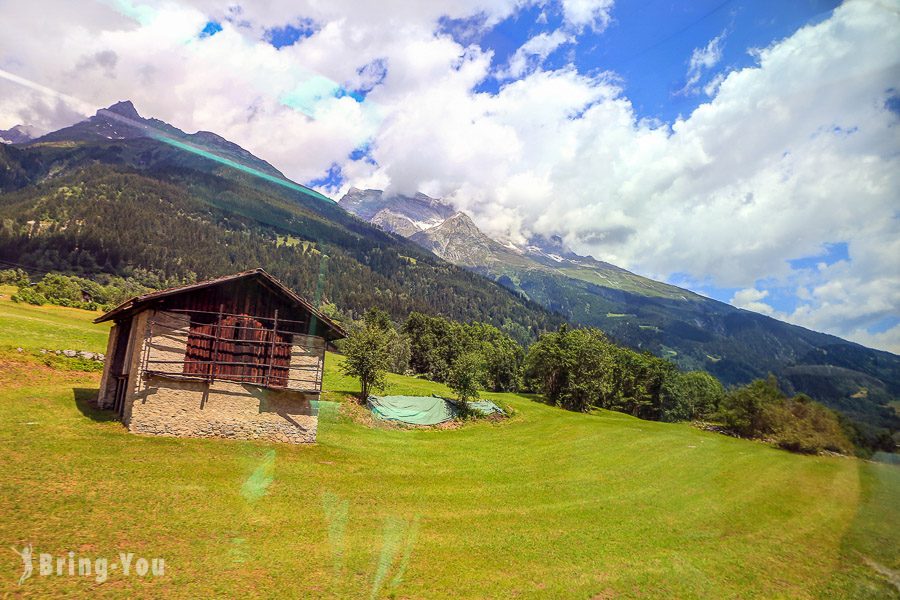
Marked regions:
[339,187,899,436]
[34,100,287,180]
[0,101,562,343]
[0,124,38,144]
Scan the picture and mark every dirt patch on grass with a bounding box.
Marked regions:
[861,555,900,593]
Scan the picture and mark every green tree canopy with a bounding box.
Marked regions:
[447,351,485,418]
[339,310,397,401]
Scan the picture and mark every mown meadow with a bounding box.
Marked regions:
[0,288,897,598]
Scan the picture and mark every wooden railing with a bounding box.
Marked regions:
[140,309,325,393]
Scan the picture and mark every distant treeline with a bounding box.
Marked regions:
[346,310,889,457]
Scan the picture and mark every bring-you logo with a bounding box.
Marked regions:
[10,544,164,585]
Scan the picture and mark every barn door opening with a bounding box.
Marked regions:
[109,318,133,419]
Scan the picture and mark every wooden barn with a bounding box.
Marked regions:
[94,269,346,444]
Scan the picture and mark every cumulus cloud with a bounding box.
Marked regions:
[501,30,573,79]
[730,288,775,316]
[678,30,726,95]
[559,0,615,32]
[0,0,898,353]
[362,1,900,351]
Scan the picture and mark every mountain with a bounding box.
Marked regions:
[411,212,525,267]
[0,101,562,345]
[340,188,900,437]
[370,208,422,238]
[34,100,285,178]
[340,187,455,226]
[2,102,897,439]
[0,124,37,144]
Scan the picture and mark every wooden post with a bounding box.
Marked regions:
[265,309,278,388]
[209,303,224,384]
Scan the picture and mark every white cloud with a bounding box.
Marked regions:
[730,288,775,316]
[678,30,726,95]
[559,0,615,32]
[0,0,898,353]
[702,72,726,97]
[501,30,573,79]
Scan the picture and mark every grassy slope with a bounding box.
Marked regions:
[0,298,897,598]
[558,265,691,300]
[0,285,110,353]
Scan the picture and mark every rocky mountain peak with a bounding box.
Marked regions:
[0,124,38,144]
[338,188,455,225]
[102,100,141,119]
[31,100,286,179]
[370,208,421,237]
[438,211,481,233]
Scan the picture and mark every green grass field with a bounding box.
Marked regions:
[0,294,898,598]
[0,285,110,353]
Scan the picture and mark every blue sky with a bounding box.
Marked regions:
[457,0,841,123]
[2,0,896,351]
[211,0,844,126]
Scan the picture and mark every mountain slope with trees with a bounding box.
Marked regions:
[0,103,561,344]
[340,188,900,438]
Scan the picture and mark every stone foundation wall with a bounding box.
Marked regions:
[126,376,318,444]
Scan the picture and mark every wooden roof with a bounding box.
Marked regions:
[94,268,347,340]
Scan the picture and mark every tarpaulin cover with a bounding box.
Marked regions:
[367,395,505,425]
[467,401,505,416]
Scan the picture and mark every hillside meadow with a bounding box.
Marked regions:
[0,289,897,598]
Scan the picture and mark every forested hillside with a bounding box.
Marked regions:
[0,140,560,343]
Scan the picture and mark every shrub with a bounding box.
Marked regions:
[0,268,29,286]
[771,395,854,454]
[718,375,784,438]
[447,352,484,418]
[11,288,47,305]
[10,273,153,312]
[718,376,853,454]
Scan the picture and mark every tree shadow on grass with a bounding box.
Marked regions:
[72,387,118,422]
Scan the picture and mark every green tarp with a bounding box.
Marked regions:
[367,395,505,425]
[467,401,505,416]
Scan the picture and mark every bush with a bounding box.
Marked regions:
[11,287,47,305]
[770,395,854,454]
[718,376,784,438]
[10,272,153,312]
[0,268,29,286]
[718,376,853,454]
